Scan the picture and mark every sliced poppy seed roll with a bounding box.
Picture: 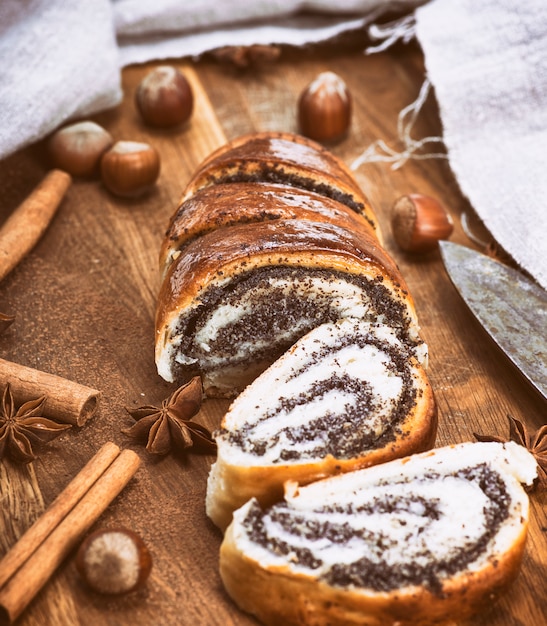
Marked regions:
[206,318,437,531]
[220,441,537,626]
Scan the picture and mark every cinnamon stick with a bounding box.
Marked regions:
[0,443,140,625]
[0,358,100,426]
[0,442,120,590]
[0,169,71,283]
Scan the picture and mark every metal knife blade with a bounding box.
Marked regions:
[439,241,547,401]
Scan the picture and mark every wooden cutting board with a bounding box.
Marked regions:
[0,40,545,626]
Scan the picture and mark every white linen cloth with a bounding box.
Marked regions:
[112,0,425,66]
[414,0,547,290]
[0,0,122,161]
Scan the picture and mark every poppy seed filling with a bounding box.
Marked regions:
[242,464,511,595]
[222,333,418,461]
[206,161,375,228]
[172,266,414,381]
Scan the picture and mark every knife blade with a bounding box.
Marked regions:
[439,241,547,401]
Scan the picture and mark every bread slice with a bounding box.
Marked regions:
[206,318,436,531]
[155,218,425,397]
[220,441,537,626]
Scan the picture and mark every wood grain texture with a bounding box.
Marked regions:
[0,41,545,626]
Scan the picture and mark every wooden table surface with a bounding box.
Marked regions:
[0,38,545,626]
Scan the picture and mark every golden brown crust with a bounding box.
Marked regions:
[207,363,437,531]
[155,132,529,626]
[191,131,360,187]
[220,519,528,626]
[160,182,377,274]
[155,217,415,349]
[181,131,379,234]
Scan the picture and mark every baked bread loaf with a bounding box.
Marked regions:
[155,132,427,396]
[220,441,537,626]
[206,318,436,531]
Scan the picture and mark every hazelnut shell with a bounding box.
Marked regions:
[298,72,351,143]
[135,66,193,128]
[100,140,161,198]
[48,121,113,178]
[75,527,152,595]
[391,193,454,253]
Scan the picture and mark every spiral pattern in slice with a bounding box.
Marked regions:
[220,442,537,626]
[156,218,424,397]
[206,318,435,530]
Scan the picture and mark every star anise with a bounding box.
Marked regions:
[123,377,216,456]
[475,414,547,490]
[0,383,72,464]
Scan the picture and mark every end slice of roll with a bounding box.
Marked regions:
[206,318,437,531]
[155,218,425,397]
[220,441,537,626]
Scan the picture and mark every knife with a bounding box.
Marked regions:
[439,241,547,401]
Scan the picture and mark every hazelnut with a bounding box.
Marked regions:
[75,527,152,595]
[48,121,113,178]
[298,71,351,143]
[135,66,193,128]
[391,193,454,253]
[100,140,160,197]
